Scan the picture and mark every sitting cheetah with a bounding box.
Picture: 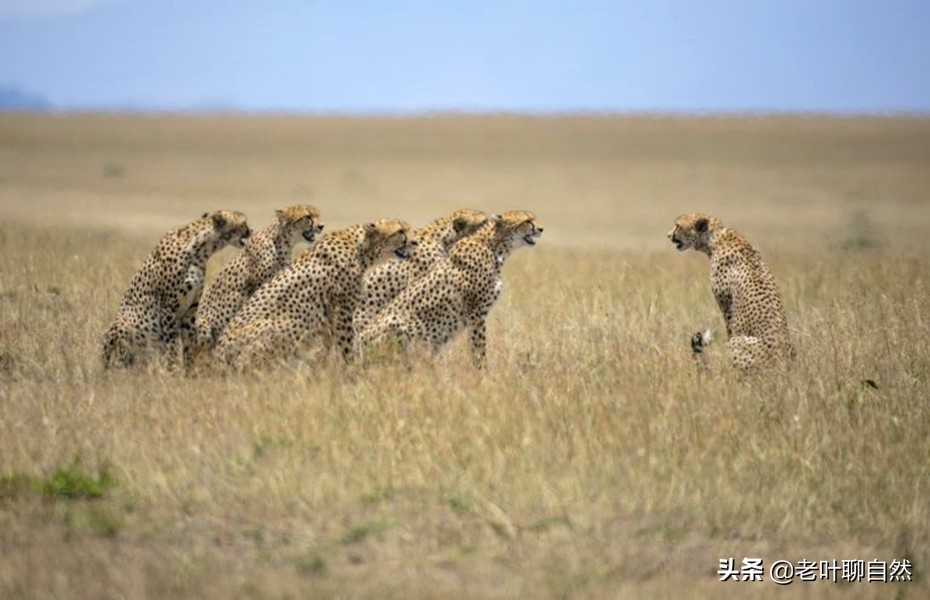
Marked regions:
[358,211,543,368]
[353,208,488,332]
[101,210,252,369]
[214,219,416,370]
[667,213,793,370]
[193,204,324,355]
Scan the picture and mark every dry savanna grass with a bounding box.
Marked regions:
[1,114,929,598]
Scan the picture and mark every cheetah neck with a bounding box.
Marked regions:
[467,224,513,267]
[268,222,295,264]
[184,221,225,264]
[705,227,757,260]
[701,227,731,257]
[452,236,508,273]
[489,236,517,266]
[358,243,387,271]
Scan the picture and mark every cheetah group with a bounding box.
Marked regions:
[101,206,544,372]
[101,205,792,373]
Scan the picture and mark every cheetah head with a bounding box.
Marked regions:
[206,210,251,248]
[448,208,489,243]
[667,213,720,252]
[277,204,324,245]
[365,219,418,262]
[492,211,544,250]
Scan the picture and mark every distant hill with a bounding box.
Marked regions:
[0,85,52,111]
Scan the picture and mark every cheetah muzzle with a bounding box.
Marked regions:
[394,238,418,259]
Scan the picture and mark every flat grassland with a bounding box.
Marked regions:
[1,114,929,598]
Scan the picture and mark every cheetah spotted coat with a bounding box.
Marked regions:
[194,205,323,354]
[353,208,488,332]
[668,213,793,370]
[100,210,251,369]
[214,220,415,370]
[358,211,543,368]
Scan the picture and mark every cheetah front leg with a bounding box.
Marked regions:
[332,298,357,364]
[152,307,184,371]
[178,304,201,369]
[142,287,181,368]
[101,317,144,369]
[467,315,488,369]
[178,264,206,368]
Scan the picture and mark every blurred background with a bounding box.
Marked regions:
[2,0,929,114]
[1,0,928,251]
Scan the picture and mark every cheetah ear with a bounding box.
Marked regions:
[452,217,468,233]
[275,209,287,225]
[695,218,709,233]
[211,212,227,230]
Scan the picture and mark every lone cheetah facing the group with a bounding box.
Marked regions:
[667,213,793,370]
[358,211,543,368]
[193,204,324,355]
[214,219,416,370]
[100,210,252,369]
[353,208,488,332]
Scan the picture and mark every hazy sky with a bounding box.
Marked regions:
[1,0,928,113]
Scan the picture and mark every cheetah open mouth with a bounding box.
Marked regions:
[394,245,411,259]
[302,230,316,243]
[671,237,685,251]
[523,234,538,246]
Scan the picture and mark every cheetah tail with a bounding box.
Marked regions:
[690,329,714,354]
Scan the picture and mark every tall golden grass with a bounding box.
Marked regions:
[1,114,928,597]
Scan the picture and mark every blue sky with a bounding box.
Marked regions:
[1,0,928,113]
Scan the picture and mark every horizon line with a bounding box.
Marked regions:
[2,107,930,119]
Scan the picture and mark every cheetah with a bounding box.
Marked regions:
[193,204,324,355]
[100,210,252,369]
[358,211,543,368]
[214,219,416,370]
[667,213,793,371]
[353,208,488,332]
